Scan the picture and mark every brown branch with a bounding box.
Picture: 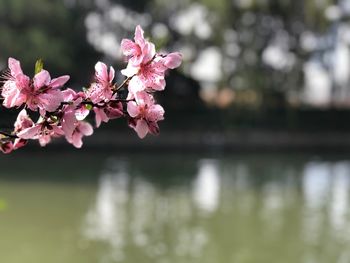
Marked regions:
[114,76,132,92]
[0,131,17,139]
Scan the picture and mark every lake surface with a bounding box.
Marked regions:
[0,151,350,263]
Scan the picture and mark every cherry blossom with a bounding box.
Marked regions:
[1,58,69,113]
[0,141,14,154]
[0,25,181,153]
[85,62,115,104]
[65,121,93,148]
[121,25,155,67]
[0,109,32,153]
[122,52,182,96]
[17,119,64,146]
[93,101,123,127]
[25,69,69,113]
[127,91,164,138]
[1,58,30,108]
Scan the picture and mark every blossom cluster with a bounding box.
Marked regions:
[0,25,182,153]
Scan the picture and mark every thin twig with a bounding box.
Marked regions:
[0,131,17,139]
[115,76,132,91]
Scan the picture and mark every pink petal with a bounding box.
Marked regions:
[52,125,65,136]
[62,88,77,102]
[152,58,168,73]
[13,138,27,150]
[33,70,51,90]
[1,82,24,108]
[150,77,166,91]
[128,76,145,94]
[93,107,109,128]
[16,74,31,89]
[14,109,34,132]
[135,119,149,139]
[121,63,139,77]
[86,83,102,104]
[109,66,115,83]
[148,122,160,135]
[121,39,139,56]
[79,121,94,136]
[49,75,70,88]
[106,102,123,119]
[17,126,40,139]
[127,101,140,118]
[130,54,144,66]
[38,89,63,112]
[75,106,90,121]
[95,62,108,83]
[39,135,51,147]
[164,52,182,69]
[134,25,145,46]
[147,104,165,122]
[62,111,76,137]
[8,57,23,76]
[141,42,156,64]
[135,91,153,106]
[71,132,83,148]
[0,142,14,154]
[14,109,28,130]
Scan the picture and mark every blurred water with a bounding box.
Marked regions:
[0,152,350,263]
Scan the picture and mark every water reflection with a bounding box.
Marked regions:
[1,153,350,262]
[83,160,129,261]
[330,162,350,232]
[80,155,350,263]
[193,159,220,214]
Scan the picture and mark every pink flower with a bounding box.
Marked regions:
[0,141,14,154]
[62,88,90,121]
[0,109,33,153]
[123,58,167,95]
[24,69,68,113]
[0,138,27,154]
[1,58,69,113]
[61,109,77,139]
[163,52,182,69]
[61,100,94,148]
[17,119,64,147]
[12,109,34,151]
[65,89,90,120]
[121,25,155,66]
[14,109,34,133]
[65,121,93,148]
[13,139,27,150]
[85,62,115,104]
[122,53,182,96]
[1,58,30,108]
[93,101,123,127]
[93,107,109,128]
[121,27,182,96]
[127,91,164,138]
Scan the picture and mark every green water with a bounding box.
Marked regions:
[0,151,350,263]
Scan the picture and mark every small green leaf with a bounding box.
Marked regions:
[35,59,44,75]
[85,104,93,110]
[50,115,58,122]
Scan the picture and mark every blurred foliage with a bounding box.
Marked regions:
[0,0,350,133]
[0,0,100,83]
[145,0,347,109]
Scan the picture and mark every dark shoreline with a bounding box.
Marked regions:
[11,130,350,154]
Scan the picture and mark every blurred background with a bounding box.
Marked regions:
[2,0,350,262]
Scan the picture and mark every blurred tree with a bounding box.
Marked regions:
[0,0,100,84]
[0,0,349,112]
